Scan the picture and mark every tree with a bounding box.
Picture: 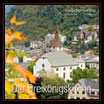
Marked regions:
[34,70,67,99]
[89,40,96,49]
[71,67,99,82]
[79,42,87,54]
[24,41,30,47]
[87,25,94,32]
[25,64,33,73]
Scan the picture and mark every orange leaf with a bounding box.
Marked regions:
[13,64,27,80]
[21,37,27,40]
[14,78,21,85]
[26,70,37,84]
[6,54,14,65]
[12,32,22,41]
[9,14,16,24]
[5,34,14,45]
[5,80,12,94]
[15,21,26,25]
[7,28,12,35]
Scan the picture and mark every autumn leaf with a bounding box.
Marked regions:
[12,32,26,41]
[21,37,27,40]
[9,14,16,24]
[26,70,37,84]
[15,21,26,25]
[7,28,12,35]
[5,80,12,94]
[6,54,15,65]
[13,64,27,80]
[5,34,14,46]
[14,78,21,85]
[18,93,30,99]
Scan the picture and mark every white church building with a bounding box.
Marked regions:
[33,26,85,81]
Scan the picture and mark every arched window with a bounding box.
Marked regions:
[70,66,72,69]
[59,46,61,49]
[63,67,66,71]
[42,64,45,67]
[56,68,58,71]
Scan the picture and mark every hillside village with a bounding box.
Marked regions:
[5,24,99,99]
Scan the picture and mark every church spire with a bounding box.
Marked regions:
[51,25,62,48]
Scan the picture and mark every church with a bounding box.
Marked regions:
[33,26,85,81]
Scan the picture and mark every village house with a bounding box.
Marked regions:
[23,55,37,63]
[72,32,85,42]
[72,30,98,44]
[85,31,98,43]
[67,78,99,99]
[30,40,43,49]
[33,26,85,81]
[45,33,66,44]
[78,24,89,33]
[78,24,99,33]
[85,57,99,70]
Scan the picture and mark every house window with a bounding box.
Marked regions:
[59,46,61,49]
[70,66,72,70]
[82,97,86,99]
[63,73,65,78]
[81,64,83,67]
[72,90,74,94]
[91,91,95,95]
[97,92,99,95]
[77,91,79,94]
[42,64,45,67]
[76,97,80,99]
[56,68,58,71]
[82,91,85,94]
[71,97,74,99]
[63,67,66,71]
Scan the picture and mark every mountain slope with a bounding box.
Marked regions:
[5,5,99,45]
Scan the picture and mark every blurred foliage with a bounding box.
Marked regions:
[5,14,37,99]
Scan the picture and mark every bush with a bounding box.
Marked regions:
[34,77,67,99]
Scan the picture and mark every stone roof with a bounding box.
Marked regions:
[41,52,78,67]
[51,25,62,48]
[86,32,95,36]
[78,78,99,91]
[73,32,81,37]
[74,58,85,63]
[86,58,98,63]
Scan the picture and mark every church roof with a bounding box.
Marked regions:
[41,52,78,67]
[74,58,85,63]
[51,25,62,47]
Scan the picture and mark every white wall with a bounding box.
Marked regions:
[33,58,85,81]
[33,58,52,76]
[23,56,32,63]
[53,65,77,81]
[77,63,85,69]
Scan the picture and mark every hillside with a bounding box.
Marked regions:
[5,5,99,45]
